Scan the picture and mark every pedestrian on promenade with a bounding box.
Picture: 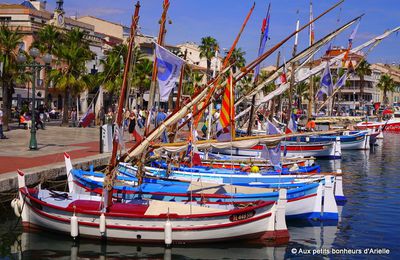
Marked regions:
[124,108,130,129]
[0,106,8,139]
[155,108,167,143]
[71,107,78,127]
[105,107,114,125]
[98,106,105,126]
[128,110,137,141]
[35,110,45,130]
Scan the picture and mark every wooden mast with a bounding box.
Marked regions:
[247,3,271,136]
[147,0,170,129]
[307,0,315,119]
[269,51,281,120]
[185,1,344,132]
[121,0,344,162]
[169,48,187,142]
[192,2,256,130]
[287,19,300,120]
[104,1,141,209]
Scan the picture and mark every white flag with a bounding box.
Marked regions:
[155,43,185,101]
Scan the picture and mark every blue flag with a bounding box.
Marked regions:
[334,72,347,89]
[317,63,332,99]
[155,43,185,101]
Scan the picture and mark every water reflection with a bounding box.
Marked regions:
[2,220,345,260]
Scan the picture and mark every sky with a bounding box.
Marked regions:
[7,0,400,66]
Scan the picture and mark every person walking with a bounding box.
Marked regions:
[128,111,137,141]
[0,106,7,139]
[70,107,78,127]
[105,108,114,125]
[155,108,167,143]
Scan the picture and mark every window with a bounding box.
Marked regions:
[0,17,11,22]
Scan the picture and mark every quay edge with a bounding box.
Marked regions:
[0,154,111,196]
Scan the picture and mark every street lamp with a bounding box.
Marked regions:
[17,47,52,150]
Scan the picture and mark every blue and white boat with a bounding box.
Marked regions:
[289,130,371,150]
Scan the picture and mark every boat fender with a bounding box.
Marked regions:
[10,198,17,209]
[164,220,172,246]
[71,214,79,238]
[305,137,310,142]
[99,213,106,235]
[11,198,21,217]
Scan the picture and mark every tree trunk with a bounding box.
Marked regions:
[62,87,70,126]
[206,60,211,81]
[108,92,114,111]
[44,68,49,107]
[383,89,387,106]
[1,80,10,131]
[360,76,364,110]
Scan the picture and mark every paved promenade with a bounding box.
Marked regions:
[0,125,138,192]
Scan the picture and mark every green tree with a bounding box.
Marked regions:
[132,58,153,108]
[225,47,246,73]
[355,60,371,108]
[296,81,309,109]
[49,28,93,125]
[33,24,60,106]
[183,70,204,96]
[0,24,22,130]
[199,36,219,81]
[99,44,128,106]
[377,74,396,105]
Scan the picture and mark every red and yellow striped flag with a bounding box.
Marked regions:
[219,70,234,129]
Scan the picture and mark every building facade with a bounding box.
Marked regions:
[0,0,103,112]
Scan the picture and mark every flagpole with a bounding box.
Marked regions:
[147,0,170,133]
[104,1,141,209]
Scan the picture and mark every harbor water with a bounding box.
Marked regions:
[0,134,399,259]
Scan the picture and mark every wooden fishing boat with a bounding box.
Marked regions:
[355,118,400,132]
[64,154,340,221]
[15,170,289,244]
[212,139,341,159]
[289,130,370,150]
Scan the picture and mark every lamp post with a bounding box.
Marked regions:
[17,47,52,150]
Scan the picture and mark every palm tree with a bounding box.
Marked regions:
[181,70,203,96]
[296,81,309,108]
[199,36,219,81]
[132,58,153,108]
[377,74,396,105]
[355,60,371,108]
[50,28,93,125]
[0,24,22,130]
[33,25,61,106]
[99,44,128,106]
[225,47,246,73]
[236,75,252,98]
